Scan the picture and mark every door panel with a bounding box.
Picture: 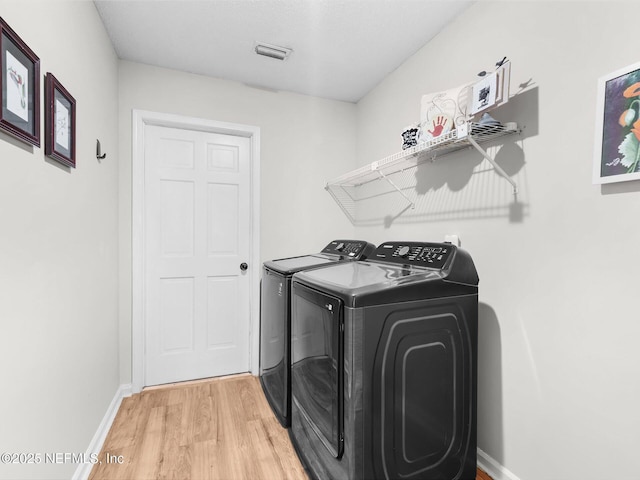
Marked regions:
[158,137,194,169]
[160,180,194,257]
[207,183,238,255]
[206,276,239,349]
[159,277,195,353]
[207,143,239,171]
[144,125,251,386]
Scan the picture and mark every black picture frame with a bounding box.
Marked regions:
[45,73,76,168]
[0,17,40,146]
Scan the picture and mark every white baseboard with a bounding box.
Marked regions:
[478,448,522,480]
[72,384,132,480]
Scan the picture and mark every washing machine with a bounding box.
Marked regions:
[289,241,479,480]
[260,239,376,428]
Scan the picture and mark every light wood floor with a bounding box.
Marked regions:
[89,374,306,480]
[89,374,492,480]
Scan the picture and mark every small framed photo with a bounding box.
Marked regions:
[45,73,76,168]
[0,17,40,146]
[469,71,498,116]
[594,61,640,184]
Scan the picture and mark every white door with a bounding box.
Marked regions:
[144,124,251,386]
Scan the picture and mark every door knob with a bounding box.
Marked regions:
[240,262,248,271]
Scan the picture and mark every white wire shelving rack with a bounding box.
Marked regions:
[325,121,520,223]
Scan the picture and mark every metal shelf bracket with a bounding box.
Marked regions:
[466,135,518,195]
[372,161,416,209]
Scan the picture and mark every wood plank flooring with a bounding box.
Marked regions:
[89,374,492,480]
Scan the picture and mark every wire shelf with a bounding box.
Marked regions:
[325,121,520,222]
[326,122,519,189]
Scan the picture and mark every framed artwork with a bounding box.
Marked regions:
[594,61,640,184]
[45,73,76,167]
[469,71,498,116]
[0,17,40,146]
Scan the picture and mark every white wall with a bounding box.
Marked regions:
[118,61,356,384]
[354,1,640,479]
[0,2,119,480]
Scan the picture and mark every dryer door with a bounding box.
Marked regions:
[291,282,344,459]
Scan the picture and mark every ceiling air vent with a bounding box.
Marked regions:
[254,42,292,61]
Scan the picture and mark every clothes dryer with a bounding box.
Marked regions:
[289,241,479,480]
[260,240,375,427]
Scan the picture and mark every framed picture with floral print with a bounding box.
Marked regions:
[0,16,40,147]
[594,61,640,184]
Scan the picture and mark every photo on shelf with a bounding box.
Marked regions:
[401,124,420,150]
[469,72,498,116]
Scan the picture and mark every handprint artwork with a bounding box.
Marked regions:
[419,83,470,142]
[428,116,449,137]
[419,110,453,142]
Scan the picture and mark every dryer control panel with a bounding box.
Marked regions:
[373,241,454,269]
[321,240,376,259]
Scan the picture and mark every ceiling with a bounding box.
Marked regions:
[94,0,472,103]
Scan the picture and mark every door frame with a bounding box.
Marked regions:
[131,109,260,393]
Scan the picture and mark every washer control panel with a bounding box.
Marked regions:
[321,240,375,258]
[373,241,454,269]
